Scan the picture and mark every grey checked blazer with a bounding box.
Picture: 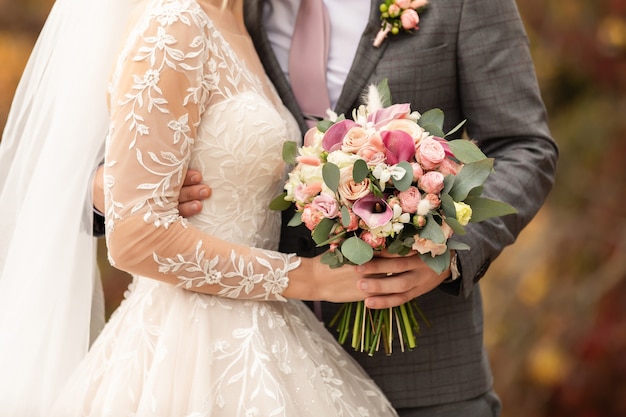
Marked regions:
[244,0,558,409]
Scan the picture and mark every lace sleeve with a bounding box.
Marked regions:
[103,1,299,301]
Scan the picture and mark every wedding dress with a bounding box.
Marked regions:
[50,1,397,416]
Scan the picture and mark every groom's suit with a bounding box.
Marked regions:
[244,0,558,410]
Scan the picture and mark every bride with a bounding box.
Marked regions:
[0,0,397,415]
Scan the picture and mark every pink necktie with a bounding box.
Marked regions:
[288,0,331,128]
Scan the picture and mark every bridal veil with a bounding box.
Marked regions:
[0,0,139,413]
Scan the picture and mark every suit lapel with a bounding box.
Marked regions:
[243,0,307,133]
[334,0,388,115]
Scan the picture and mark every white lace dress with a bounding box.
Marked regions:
[50,1,397,416]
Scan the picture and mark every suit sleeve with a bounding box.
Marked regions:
[453,0,558,297]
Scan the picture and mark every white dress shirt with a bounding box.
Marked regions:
[263,0,371,109]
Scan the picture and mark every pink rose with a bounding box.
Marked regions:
[311,193,339,219]
[438,157,461,176]
[360,231,387,250]
[301,205,325,231]
[342,126,370,153]
[396,0,411,8]
[411,162,424,181]
[410,0,428,9]
[417,137,446,170]
[424,193,441,209]
[400,9,420,30]
[418,171,445,194]
[397,186,421,214]
[388,4,401,17]
[340,208,360,232]
[337,167,371,205]
[303,127,318,147]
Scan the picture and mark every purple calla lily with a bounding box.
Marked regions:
[352,194,393,229]
[381,130,415,165]
[322,119,358,152]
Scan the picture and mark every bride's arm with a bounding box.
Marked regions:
[104,4,367,303]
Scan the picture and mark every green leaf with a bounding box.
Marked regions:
[287,212,302,227]
[464,196,517,222]
[269,192,291,211]
[446,239,471,251]
[448,159,494,201]
[445,119,467,138]
[376,78,393,107]
[444,216,466,235]
[341,206,351,228]
[341,236,374,265]
[352,159,370,183]
[419,214,446,244]
[391,161,413,191]
[440,193,457,219]
[322,162,340,193]
[418,109,444,135]
[312,218,335,245]
[321,251,345,268]
[447,139,487,164]
[420,251,451,274]
[282,141,298,165]
[316,119,334,133]
[442,173,455,195]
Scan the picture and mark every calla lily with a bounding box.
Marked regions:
[322,119,357,152]
[381,130,415,165]
[368,103,411,128]
[352,194,393,229]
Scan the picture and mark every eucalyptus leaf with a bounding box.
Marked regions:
[419,123,445,138]
[419,214,446,244]
[464,196,517,222]
[445,119,467,137]
[420,251,450,275]
[444,216,466,236]
[418,108,444,132]
[287,212,302,227]
[446,239,471,251]
[352,159,370,183]
[341,206,351,228]
[341,236,374,265]
[440,193,457,219]
[448,139,487,164]
[316,119,334,133]
[282,141,298,165]
[391,161,413,191]
[269,192,290,211]
[321,251,345,268]
[312,218,335,245]
[322,162,340,193]
[448,159,494,201]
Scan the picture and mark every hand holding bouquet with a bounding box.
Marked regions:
[271,80,516,355]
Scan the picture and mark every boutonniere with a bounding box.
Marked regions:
[373,0,428,48]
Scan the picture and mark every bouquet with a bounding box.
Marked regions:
[271,80,516,355]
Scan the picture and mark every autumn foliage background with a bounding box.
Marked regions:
[1,1,625,415]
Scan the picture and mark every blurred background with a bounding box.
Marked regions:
[1,0,625,416]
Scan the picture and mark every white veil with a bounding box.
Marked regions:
[0,0,138,413]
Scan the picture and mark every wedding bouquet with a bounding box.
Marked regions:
[271,80,516,355]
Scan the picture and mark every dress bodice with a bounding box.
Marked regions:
[103,0,301,301]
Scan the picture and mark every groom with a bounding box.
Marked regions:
[240,1,557,415]
[95,0,557,415]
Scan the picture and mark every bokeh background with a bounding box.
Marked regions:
[1,1,625,416]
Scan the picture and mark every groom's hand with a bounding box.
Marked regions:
[356,253,452,309]
[178,170,211,217]
[93,165,211,217]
